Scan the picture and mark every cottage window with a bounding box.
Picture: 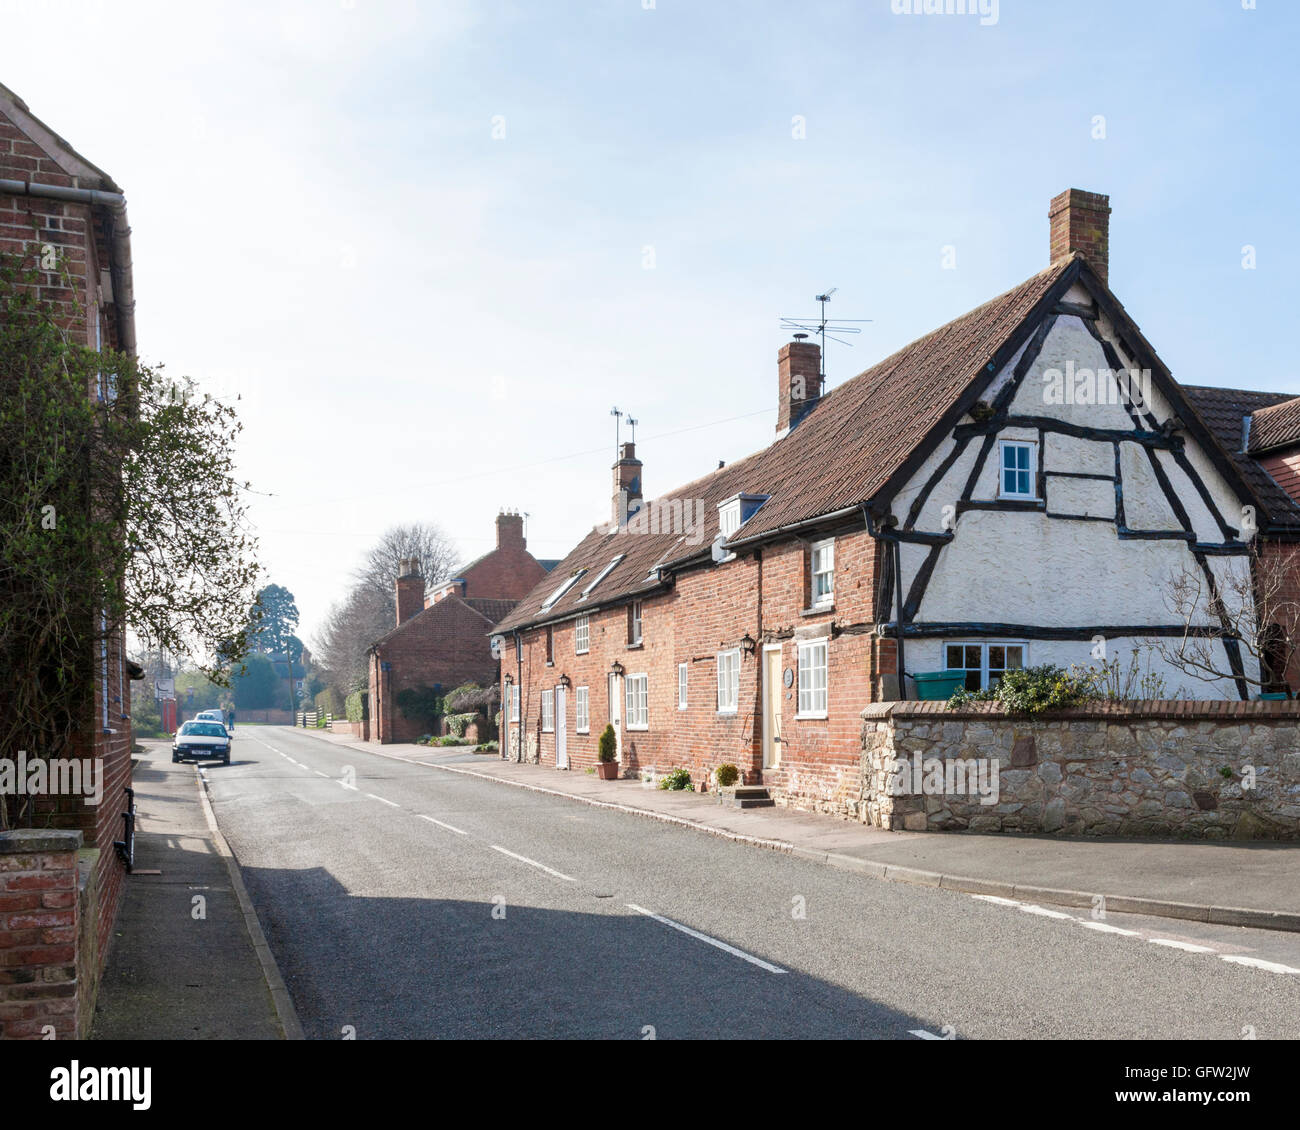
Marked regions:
[810,538,835,607]
[797,639,828,717]
[998,440,1036,499]
[576,686,590,733]
[625,673,648,730]
[541,688,555,732]
[677,662,688,710]
[575,615,589,655]
[510,684,520,721]
[717,649,740,714]
[945,641,1026,692]
[628,601,643,646]
[546,625,554,664]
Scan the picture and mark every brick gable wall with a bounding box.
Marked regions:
[460,542,549,601]
[1,107,132,1026]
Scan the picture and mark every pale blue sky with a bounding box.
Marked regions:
[4,0,1295,643]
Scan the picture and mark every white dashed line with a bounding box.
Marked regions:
[1220,955,1300,975]
[490,845,575,881]
[1148,938,1217,954]
[1079,921,1141,937]
[365,793,400,808]
[417,815,468,836]
[972,895,1021,908]
[625,904,787,974]
[312,770,329,778]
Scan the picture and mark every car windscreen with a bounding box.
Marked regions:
[180,723,227,737]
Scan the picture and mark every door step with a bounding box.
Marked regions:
[720,785,775,810]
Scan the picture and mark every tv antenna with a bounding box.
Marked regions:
[627,416,639,444]
[610,406,623,452]
[780,287,872,381]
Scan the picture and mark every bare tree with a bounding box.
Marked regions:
[1155,543,1300,697]
[312,584,392,698]
[353,522,459,611]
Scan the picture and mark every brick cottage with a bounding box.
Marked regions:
[367,512,556,743]
[492,189,1300,816]
[0,83,140,1037]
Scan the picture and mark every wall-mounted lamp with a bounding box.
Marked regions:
[558,673,572,689]
[610,660,625,676]
[504,674,513,686]
[740,633,757,656]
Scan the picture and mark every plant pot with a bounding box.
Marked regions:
[596,761,619,780]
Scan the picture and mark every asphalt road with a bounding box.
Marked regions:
[201,725,1300,1040]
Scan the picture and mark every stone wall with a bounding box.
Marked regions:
[860,700,1300,840]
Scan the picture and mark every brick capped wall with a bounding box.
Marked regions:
[502,522,886,815]
[0,830,83,1040]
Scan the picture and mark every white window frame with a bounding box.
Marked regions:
[716,648,740,714]
[810,538,835,608]
[998,439,1037,500]
[677,662,688,710]
[541,688,554,732]
[575,686,589,733]
[797,639,828,718]
[629,601,643,646]
[575,614,589,655]
[719,499,741,538]
[943,640,1028,692]
[625,673,648,730]
[510,684,520,722]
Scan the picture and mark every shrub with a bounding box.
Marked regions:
[715,763,740,788]
[395,684,443,728]
[658,767,694,791]
[445,712,477,738]
[948,664,1098,714]
[345,690,368,723]
[314,687,343,718]
[597,724,616,763]
[476,740,499,753]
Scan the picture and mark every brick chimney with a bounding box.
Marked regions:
[496,511,525,550]
[777,336,822,435]
[395,557,425,626]
[612,441,643,528]
[1049,188,1111,286]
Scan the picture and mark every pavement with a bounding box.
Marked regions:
[295,725,1300,934]
[91,739,298,1040]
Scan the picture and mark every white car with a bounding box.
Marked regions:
[173,721,232,765]
[194,709,228,730]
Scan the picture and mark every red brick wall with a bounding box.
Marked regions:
[460,541,549,602]
[370,598,498,743]
[502,523,883,815]
[2,108,132,988]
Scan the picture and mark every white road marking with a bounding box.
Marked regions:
[1220,954,1300,975]
[972,895,1021,907]
[312,770,329,778]
[490,845,575,881]
[1148,938,1217,954]
[417,815,468,836]
[1079,921,1141,937]
[625,903,787,974]
[365,793,400,808]
[1018,904,1076,921]
[908,1028,943,1040]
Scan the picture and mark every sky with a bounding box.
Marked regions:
[3,0,1296,646]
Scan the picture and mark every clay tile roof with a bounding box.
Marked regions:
[1181,385,1300,531]
[370,592,494,651]
[492,257,1076,635]
[1248,396,1300,456]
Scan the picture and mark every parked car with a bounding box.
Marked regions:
[173,721,232,765]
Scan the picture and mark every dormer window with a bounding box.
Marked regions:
[717,493,770,544]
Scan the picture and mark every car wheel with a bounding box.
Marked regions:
[172,753,179,763]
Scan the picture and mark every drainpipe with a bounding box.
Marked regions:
[513,630,523,763]
[862,505,908,701]
[0,178,136,358]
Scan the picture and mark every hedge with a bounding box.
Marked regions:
[345,689,369,722]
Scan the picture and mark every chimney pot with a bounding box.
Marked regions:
[612,441,643,528]
[1049,188,1111,286]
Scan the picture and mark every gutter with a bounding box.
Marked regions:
[0,177,137,358]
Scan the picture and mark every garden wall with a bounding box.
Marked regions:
[859,700,1300,840]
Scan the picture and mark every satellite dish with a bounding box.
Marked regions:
[711,532,729,563]
[490,635,504,659]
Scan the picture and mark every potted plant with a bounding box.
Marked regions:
[596,723,619,779]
